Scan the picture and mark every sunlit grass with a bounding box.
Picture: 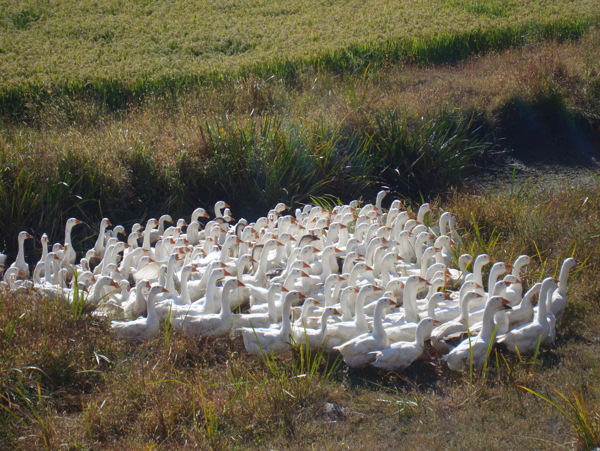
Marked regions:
[0,0,596,119]
[520,384,600,449]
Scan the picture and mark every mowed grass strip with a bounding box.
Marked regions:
[0,0,597,116]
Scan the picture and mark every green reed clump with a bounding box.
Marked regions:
[123,143,184,219]
[0,149,126,254]
[313,19,592,75]
[0,165,41,244]
[201,116,368,218]
[366,110,493,198]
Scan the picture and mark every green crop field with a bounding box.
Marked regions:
[0,0,598,116]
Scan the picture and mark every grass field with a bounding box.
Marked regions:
[0,0,599,447]
[1,180,599,449]
[0,29,598,255]
[0,0,598,118]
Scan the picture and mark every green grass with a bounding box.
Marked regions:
[0,0,597,119]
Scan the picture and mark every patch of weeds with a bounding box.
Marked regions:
[370,109,494,198]
[11,8,44,30]
[520,383,600,450]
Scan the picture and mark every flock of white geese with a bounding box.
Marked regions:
[1,191,577,372]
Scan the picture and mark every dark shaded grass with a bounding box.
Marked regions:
[0,108,494,258]
[365,110,495,198]
[498,91,600,164]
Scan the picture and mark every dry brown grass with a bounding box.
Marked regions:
[1,176,599,449]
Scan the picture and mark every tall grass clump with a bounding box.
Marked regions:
[520,384,600,450]
[0,150,124,255]
[202,116,370,218]
[0,165,42,243]
[123,143,185,218]
[365,110,494,198]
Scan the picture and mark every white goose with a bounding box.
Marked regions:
[61,218,83,267]
[150,214,173,245]
[291,307,337,350]
[506,282,542,329]
[111,285,168,341]
[334,297,396,369]
[176,278,245,338]
[87,275,120,307]
[443,296,512,371]
[384,275,430,327]
[89,218,112,267]
[549,257,577,323]
[324,285,382,349]
[505,255,533,304]
[370,317,437,371]
[465,254,493,287]
[430,291,484,354]
[9,231,33,279]
[232,284,285,332]
[238,291,305,356]
[32,233,50,284]
[498,277,557,354]
[123,280,152,319]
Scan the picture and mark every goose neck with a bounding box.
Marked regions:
[427,295,440,319]
[557,260,573,295]
[459,293,474,322]
[471,257,487,285]
[318,310,332,336]
[267,286,280,323]
[146,288,160,324]
[402,280,421,323]
[415,321,431,345]
[180,269,191,304]
[279,295,294,337]
[536,278,554,324]
[354,288,371,327]
[372,300,388,341]
[220,283,234,320]
[480,307,498,341]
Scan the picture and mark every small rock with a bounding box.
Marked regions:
[323,402,348,419]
